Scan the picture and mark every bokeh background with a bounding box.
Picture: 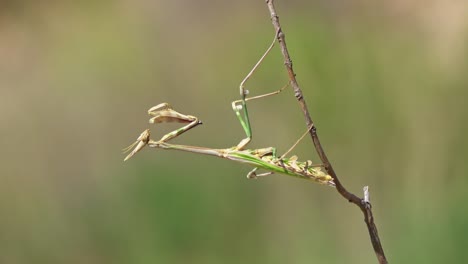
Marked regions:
[1,0,467,263]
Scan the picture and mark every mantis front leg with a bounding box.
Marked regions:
[148,103,202,143]
[123,103,202,161]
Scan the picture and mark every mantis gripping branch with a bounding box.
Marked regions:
[123,33,334,187]
[123,103,334,187]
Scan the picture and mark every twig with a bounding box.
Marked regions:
[264,1,388,263]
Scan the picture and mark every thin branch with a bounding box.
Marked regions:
[264,1,388,263]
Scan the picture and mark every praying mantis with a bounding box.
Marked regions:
[123,34,335,187]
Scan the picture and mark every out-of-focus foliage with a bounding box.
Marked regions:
[1,1,467,263]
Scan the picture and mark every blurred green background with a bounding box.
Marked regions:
[1,0,467,263]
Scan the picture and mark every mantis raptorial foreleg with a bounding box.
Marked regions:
[148,102,202,143]
[123,103,202,161]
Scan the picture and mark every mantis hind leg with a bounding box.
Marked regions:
[247,167,274,179]
[279,123,313,159]
[245,147,277,179]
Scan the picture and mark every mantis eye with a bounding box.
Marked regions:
[244,89,250,95]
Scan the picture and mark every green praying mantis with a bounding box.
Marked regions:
[123,34,335,187]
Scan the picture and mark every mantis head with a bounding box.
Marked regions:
[123,129,150,161]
